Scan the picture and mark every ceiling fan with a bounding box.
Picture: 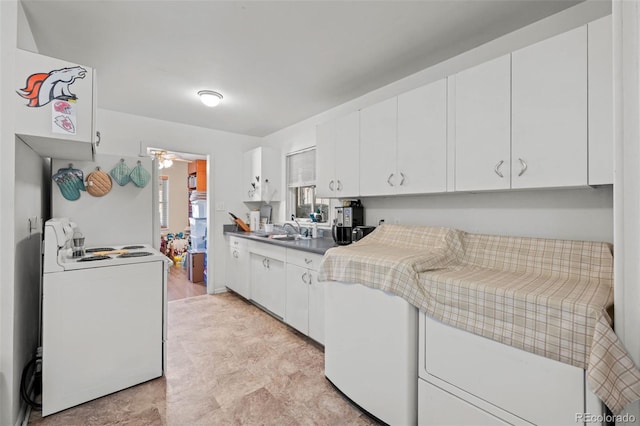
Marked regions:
[149,149,190,169]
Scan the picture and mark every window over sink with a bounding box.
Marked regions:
[286,148,329,223]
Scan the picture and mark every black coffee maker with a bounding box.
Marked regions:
[332,200,364,245]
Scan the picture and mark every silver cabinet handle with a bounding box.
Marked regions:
[304,258,312,264]
[95,131,101,147]
[336,180,343,191]
[262,258,267,268]
[494,160,504,178]
[399,172,406,186]
[518,158,528,177]
[387,173,395,187]
[308,273,312,285]
[301,272,308,284]
[329,180,335,191]
[266,259,270,269]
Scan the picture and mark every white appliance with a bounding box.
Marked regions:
[41,218,170,416]
[324,280,418,425]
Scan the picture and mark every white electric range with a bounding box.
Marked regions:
[41,218,170,416]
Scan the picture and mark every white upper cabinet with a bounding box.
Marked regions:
[360,97,397,196]
[360,79,447,196]
[588,15,613,185]
[397,79,447,195]
[453,55,511,191]
[242,146,280,202]
[316,111,360,198]
[15,48,97,160]
[511,25,588,189]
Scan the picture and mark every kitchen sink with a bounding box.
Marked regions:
[260,234,299,241]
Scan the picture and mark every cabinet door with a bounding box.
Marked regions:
[454,55,511,191]
[308,271,325,345]
[264,258,286,318]
[285,263,309,335]
[250,254,269,309]
[195,160,207,191]
[360,97,398,196]
[15,49,96,160]
[512,26,587,189]
[397,79,447,194]
[334,111,360,197]
[227,244,249,299]
[243,149,261,201]
[588,15,613,185]
[315,120,336,198]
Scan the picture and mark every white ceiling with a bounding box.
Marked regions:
[21,0,581,137]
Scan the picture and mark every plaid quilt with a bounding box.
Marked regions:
[318,224,640,413]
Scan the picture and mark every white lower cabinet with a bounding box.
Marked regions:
[307,272,325,344]
[285,250,324,344]
[249,243,286,318]
[285,263,310,335]
[228,237,325,344]
[226,236,250,299]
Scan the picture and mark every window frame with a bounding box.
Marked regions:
[286,147,328,223]
[159,175,169,229]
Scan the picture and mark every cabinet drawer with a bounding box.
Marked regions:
[286,250,323,270]
[229,236,248,249]
[248,241,286,261]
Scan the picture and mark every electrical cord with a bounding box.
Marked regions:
[20,355,42,410]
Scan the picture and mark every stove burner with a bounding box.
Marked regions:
[78,255,111,262]
[86,247,115,253]
[118,252,153,258]
[121,245,146,250]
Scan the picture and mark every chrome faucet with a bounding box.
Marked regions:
[283,215,302,236]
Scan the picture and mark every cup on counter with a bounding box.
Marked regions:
[264,223,274,233]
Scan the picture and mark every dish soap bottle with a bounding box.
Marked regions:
[312,223,318,238]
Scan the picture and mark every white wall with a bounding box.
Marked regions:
[13,138,48,420]
[1,2,45,424]
[0,2,18,423]
[94,108,261,293]
[51,154,154,246]
[160,160,189,236]
[265,0,613,244]
[362,187,613,242]
[613,0,640,419]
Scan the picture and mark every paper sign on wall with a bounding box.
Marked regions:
[51,100,77,135]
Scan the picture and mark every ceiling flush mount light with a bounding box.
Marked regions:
[198,90,223,107]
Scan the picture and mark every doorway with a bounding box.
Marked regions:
[149,148,210,301]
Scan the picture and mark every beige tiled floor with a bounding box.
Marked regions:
[29,292,379,425]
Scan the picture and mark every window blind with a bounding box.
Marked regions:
[159,176,169,229]
[287,148,316,187]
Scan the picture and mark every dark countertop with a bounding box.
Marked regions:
[224,225,337,255]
